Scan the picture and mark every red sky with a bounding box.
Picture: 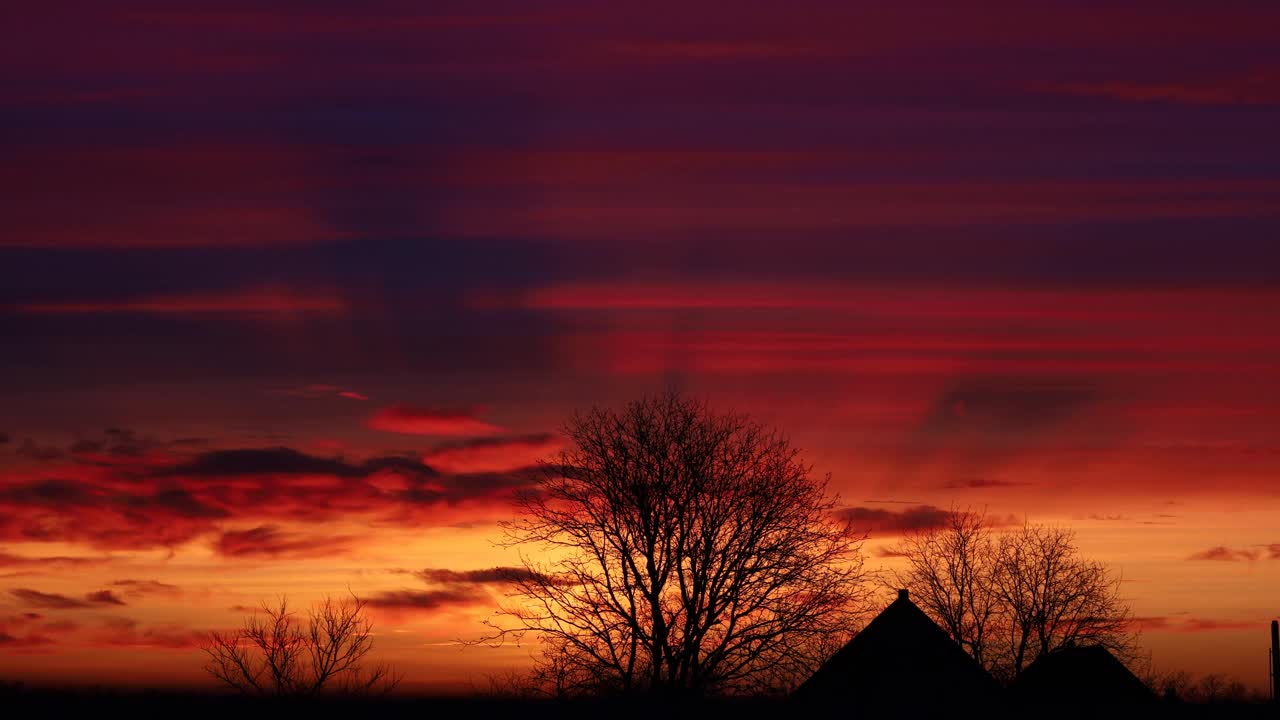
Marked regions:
[2,0,1280,693]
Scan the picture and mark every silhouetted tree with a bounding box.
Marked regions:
[994,523,1135,677]
[202,594,399,697]
[892,515,1135,681]
[1151,670,1264,704]
[483,392,870,697]
[890,510,1001,670]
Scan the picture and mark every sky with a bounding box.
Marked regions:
[2,0,1280,693]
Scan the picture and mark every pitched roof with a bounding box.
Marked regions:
[793,589,998,707]
[1011,643,1154,705]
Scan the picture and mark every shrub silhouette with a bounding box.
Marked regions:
[202,593,399,697]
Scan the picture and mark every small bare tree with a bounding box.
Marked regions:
[202,594,399,697]
[993,524,1135,677]
[483,392,870,697]
[892,516,1135,682]
[890,510,1001,670]
[1152,670,1263,704]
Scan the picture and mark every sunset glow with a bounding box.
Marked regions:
[3,0,1280,697]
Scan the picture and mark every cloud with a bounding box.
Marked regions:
[85,590,127,606]
[0,610,61,650]
[874,546,910,558]
[423,434,563,473]
[1129,616,1174,632]
[1190,544,1280,562]
[895,375,1101,486]
[67,428,174,465]
[365,588,486,610]
[0,443,541,551]
[93,621,209,650]
[0,478,227,549]
[166,447,359,477]
[0,631,55,649]
[1187,546,1260,562]
[161,446,429,480]
[412,567,549,585]
[368,405,503,436]
[0,611,71,651]
[370,565,566,614]
[279,384,368,401]
[835,505,1017,537]
[914,377,1096,447]
[0,551,110,569]
[1132,616,1261,633]
[214,525,355,559]
[1179,618,1261,633]
[109,579,182,597]
[834,505,954,537]
[11,287,347,315]
[0,612,42,623]
[11,588,91,609]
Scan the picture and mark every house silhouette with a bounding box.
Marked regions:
[1010,643,1154,705]
[793,589,998,708]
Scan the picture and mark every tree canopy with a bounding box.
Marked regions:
[485,392,869,696]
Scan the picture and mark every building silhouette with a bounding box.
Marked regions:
[793,589,998,708]
[1010,643,1154,705]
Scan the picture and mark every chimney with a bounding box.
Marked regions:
[1271,619,1279,702]
[898,588,909,602]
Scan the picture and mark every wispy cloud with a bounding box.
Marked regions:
[1187,546,1261,562]
[214,525,355,559]
[12,287,347,315]
[11,589,91,609]
[423,434,563,473]
[368,405,503,436]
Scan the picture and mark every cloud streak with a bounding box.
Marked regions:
[1132,616,1261,633]
[10,589,91,609]
[0,444,543,550]
[214,525,355,559]
[368,405,503,437]
[365,588,485,611]
[423,434,563,473]
[12,287,347,315]
[85,590,127,606]
[109,579,182,598]
[1187,546,1261,562]
[834,505,954,537]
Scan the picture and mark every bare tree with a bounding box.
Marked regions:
[483,392,870,697]
[1152,670,1263,704]
[889,510,1001,670]
[892,516,1135,682]
[202,594,400,697]
[993,524,1135,677]
[479,666,554,700]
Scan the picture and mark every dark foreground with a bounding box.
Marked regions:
[1,686,1276,720]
